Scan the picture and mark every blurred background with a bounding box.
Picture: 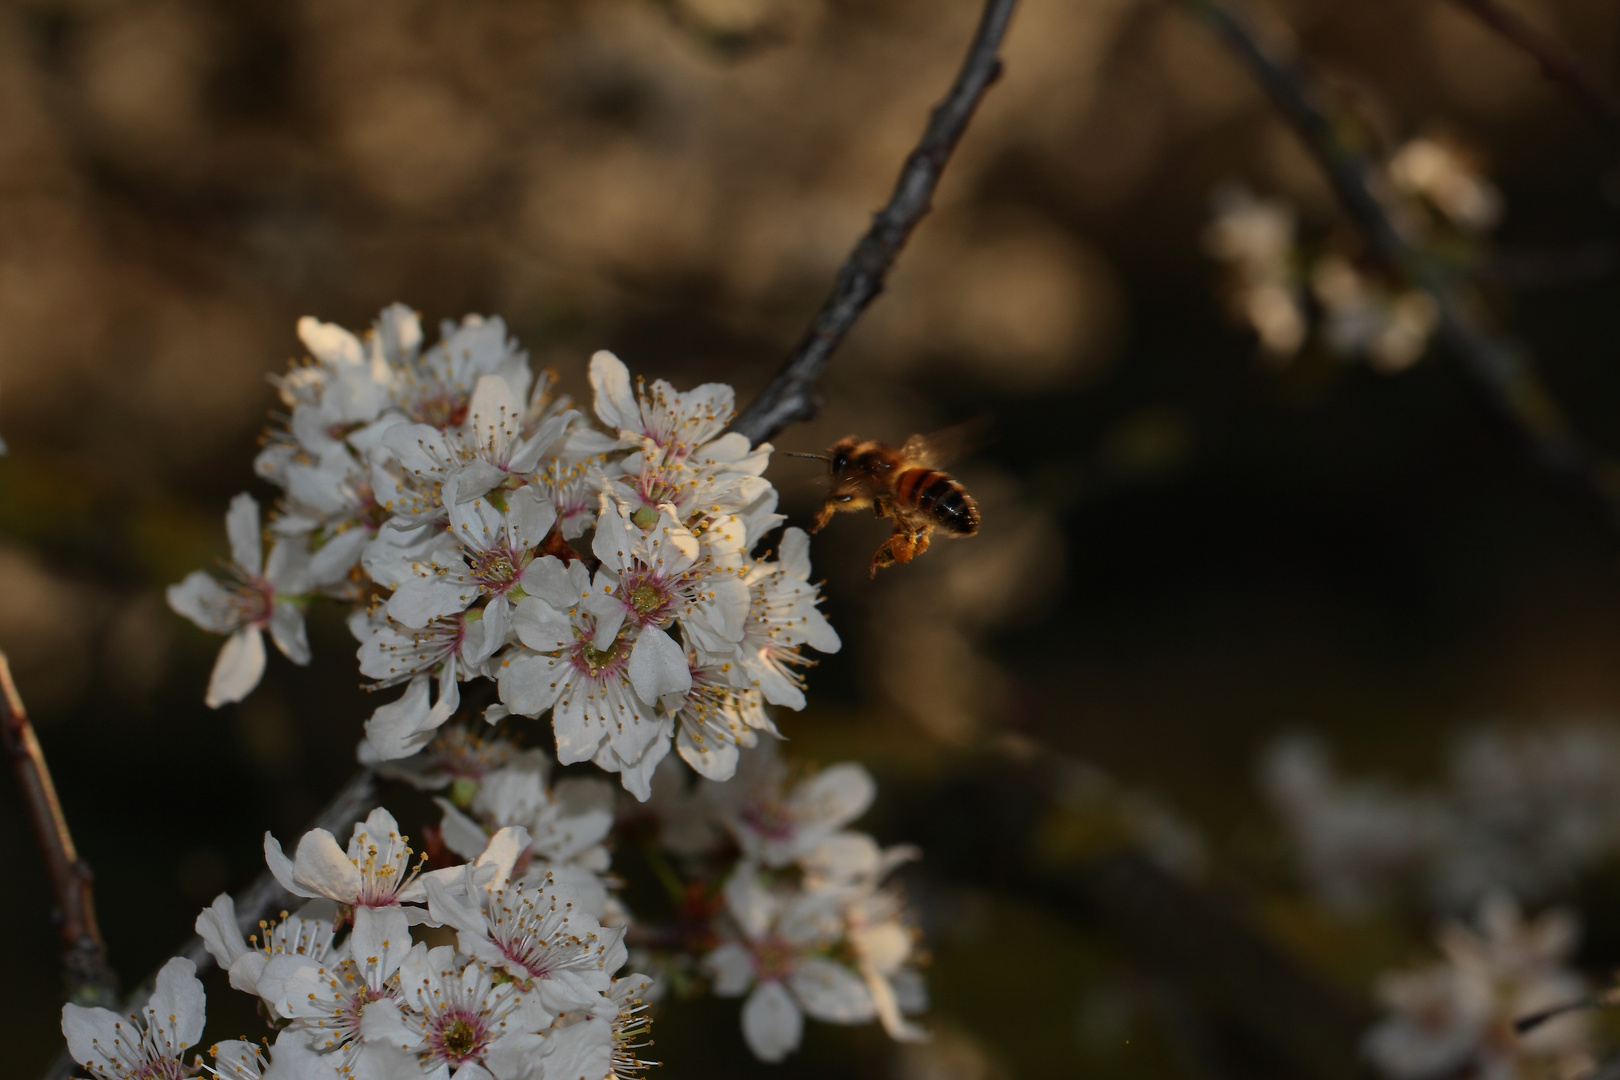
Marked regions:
[5,0,1620,1076]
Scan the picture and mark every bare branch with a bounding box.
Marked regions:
[1447,0,1620,143]
[728,0,1021,446]
[1197,0,1620,540]
[41,768,377,1080]
[0,651,118,1010]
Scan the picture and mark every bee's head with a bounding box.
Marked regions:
[828,437,858,475]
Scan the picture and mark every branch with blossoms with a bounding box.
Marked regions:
[33,0,1024,1075]
[1191,0,1620,544]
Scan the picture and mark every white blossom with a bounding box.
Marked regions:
[1364,895,1591,1080]
[168,493,311,708]
[704,868,875,1063]
[62,957,206,1080]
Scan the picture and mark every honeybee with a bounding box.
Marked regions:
[790,427,982,577]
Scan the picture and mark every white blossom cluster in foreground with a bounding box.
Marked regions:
[1205,137,1500,373]
[136,308,928,1074]
[65,805,651,1080]
[1363,895,1592,1080]
[167,304,839,799]
[60,735,924,1077]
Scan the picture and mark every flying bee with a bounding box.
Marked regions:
[788,425,982,577]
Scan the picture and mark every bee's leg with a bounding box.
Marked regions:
[869,523,920,577]
[912,527,933,559]
[811,487,867,533]
[810,499,839,533]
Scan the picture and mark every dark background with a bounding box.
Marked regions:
[4,0,1620,1076]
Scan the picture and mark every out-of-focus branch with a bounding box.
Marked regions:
[899,755,1377,1080]
[1196,0,1620,540]
[0,651,118,1010]
[1446,0,1620,143]
[728,0,1020,446]
[43,767,377,1080]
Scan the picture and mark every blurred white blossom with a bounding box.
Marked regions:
[1364,895,1591,1080]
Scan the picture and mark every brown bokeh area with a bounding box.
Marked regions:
[6,0,1620,1076]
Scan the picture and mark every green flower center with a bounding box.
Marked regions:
[630,505,659,530]
[582,641,619,673]
[441,1017,480,1058]
[630,584,663,614]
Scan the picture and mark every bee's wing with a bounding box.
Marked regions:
[901,415,994,469]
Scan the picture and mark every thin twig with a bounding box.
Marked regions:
[42,768,378,1080]
[0,651,118,1009]
[1197,0,1620,540]
[728,0,1021,446]
[1446,0,1620,143]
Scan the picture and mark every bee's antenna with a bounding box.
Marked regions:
[783,452,831,462]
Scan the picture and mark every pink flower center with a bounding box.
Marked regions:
[621,571,676,627]
[751,937,798,982]
[470,548,520,594]
[740,799,797,843]
[569,633,628,681]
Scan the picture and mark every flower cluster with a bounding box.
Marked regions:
[1205,137,1500,372]
[167,306,840,799]
[1263,722,1620,915]
[147,308,929,1073]
[65,804,654,1080]
[1364,894,1591,1080]
[635,744,929,1062]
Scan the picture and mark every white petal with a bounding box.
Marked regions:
[591,496,638,572]
[61,1003,129,1073]
[262,832,304,896]
[741,981,804,1063]
[166,571,234,633]
[588,350,641,434]
[308,528,370,587]
[206,628,266,708]
[705,942,755,997]
[495,649,565,718]
[147,956,206,1053]
[615,729,672,802]
[628,626,691,702]
[788,958,876,1024]
[225,493,263,575]
[194,893,246,970]
[349,906,411,980]
[291,828,362,903]
[541,1017,613,1080]
[298,315,364,367]
[263,538,312,595]
[387,575,478,628]
[506,484,557,553]
[363,677,437,761]
[789,764,875,834]
[434,799,491,863]
[678,719,740,781]
[511,597,573,653]
[269,602,311,665]
[724,865,776,940]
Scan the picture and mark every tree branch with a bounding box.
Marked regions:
[1446,0,1620,143]
[0,651,118,1010]
[728,0,1021,446]
[1196,0,1620,540]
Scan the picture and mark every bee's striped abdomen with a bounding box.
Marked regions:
[897,468,979,535]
